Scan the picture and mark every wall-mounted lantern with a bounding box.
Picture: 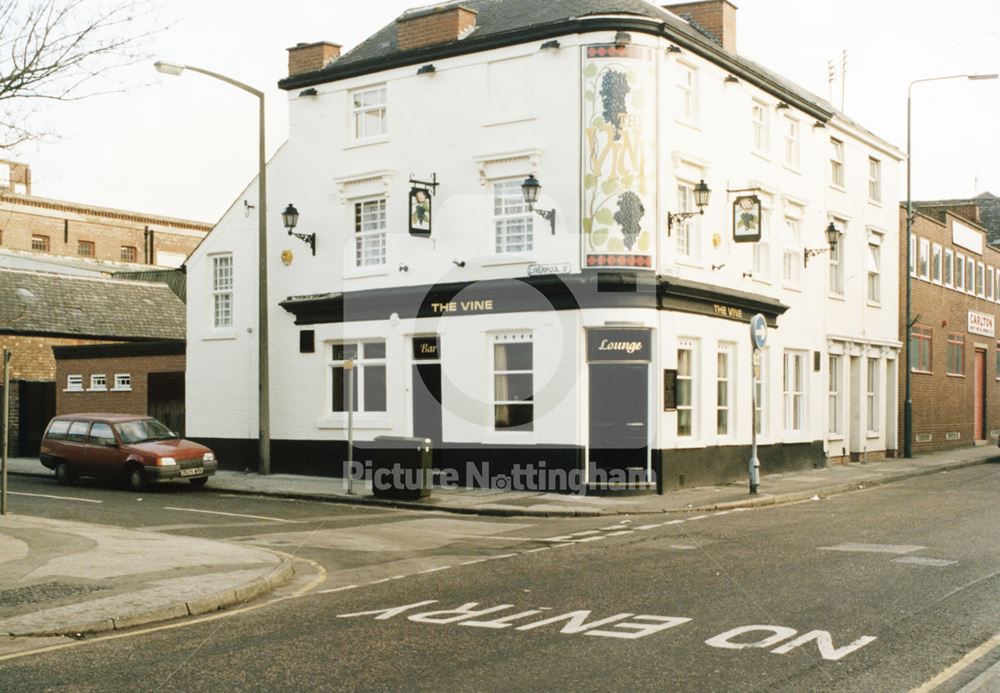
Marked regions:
[666,179,710,236]
[283,203,314,255]
[804,222,841,267]
[521,174,556,234]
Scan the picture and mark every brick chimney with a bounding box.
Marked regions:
[665,1,737,53]
[396,4,478,52]
[287,41,341,78]
[0,160,31,195]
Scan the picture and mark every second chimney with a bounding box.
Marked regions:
[396,4,478,52]
[287,41,341,78]
[665,1,737,53]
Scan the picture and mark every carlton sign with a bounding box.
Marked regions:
[968,310,996,337]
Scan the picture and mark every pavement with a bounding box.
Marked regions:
[0,443,996,640]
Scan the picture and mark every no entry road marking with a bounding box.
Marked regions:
[162,507,301,523]
[8,491,101,504]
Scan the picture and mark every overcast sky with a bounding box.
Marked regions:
[8,0,1000,223]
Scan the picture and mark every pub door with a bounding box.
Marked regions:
[411,336,442,461]
[588,363,649,475]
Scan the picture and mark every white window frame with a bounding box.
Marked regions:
[868,157,882,203]
[866,358,880,435]
[677,338,697,439]
[944,248,954,288]
[752,100,769,155]
[783,115,800,169]
[828,354,842,437]
[351,84,387,141]
[354,197,387,268]
[752,206,771,282]
[717,343,735,437]
[211,254,233,330]
[867,235,882,305]
[65,374,83,392]
[783,216,802,288]
[783,350,807,434]
[89,374,107,392]
[112,373,132,392]
[492,332,533,432]
[493,178,533,255]
[909,235,917,277]
[328,341,387,413]
[828,219,845,296]
[675,181,702,263]
[931,243,942,284]
[675,62,698,123]
[830,138,845,188]
[977,261,986,298]
[988,267,995,301]
[956,252,966,291]
[968,257,977,296]
[918,238,930,280]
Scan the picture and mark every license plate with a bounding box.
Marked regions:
[180,467,204,477]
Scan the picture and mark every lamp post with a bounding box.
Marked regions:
[155,60,272,475]
[904,73,997,459]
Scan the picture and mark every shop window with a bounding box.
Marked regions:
[947,333,965,376]
[354,198,387,267]
[910,325,932,373]
[493,179,532,254]
[828,355,841,435]
[677,340,696,437]
[716,344,734,436]
[113,373,132,391]
[211,254,233,328]
[351,85,387,140]
[89,374,107,391]
[330,341,386,412]
[65,374,83,392]
[866,359,880,434]
[493,333,533,431]
[783,350,806,433]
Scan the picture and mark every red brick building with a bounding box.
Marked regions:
[0,161,210,268]
[0,268,185,456]
[899,204,1000,452]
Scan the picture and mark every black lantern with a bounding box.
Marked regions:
[667,179,712,236]
[283,203,314,255]
[804,221,841,267]
[520,174,556,234]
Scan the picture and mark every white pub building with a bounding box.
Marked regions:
[184,0,902,492]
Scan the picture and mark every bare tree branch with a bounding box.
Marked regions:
[0,0,159,148]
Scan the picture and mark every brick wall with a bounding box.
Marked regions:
[665,1,737,52]
[898,206,1000,452]
[0,335,111,381]
[287,42,341,78]
[55,353,184,416]
[396,6,478,51]
[0,195,209,266]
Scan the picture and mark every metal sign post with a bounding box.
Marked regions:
[749,315,767,495]
[2,349,10,515]
[345,359,355,495]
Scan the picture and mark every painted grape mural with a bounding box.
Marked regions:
[582,44,655,269]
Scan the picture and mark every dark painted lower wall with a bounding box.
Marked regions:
[196,436,826,494]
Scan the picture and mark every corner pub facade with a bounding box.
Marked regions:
[184,0,902,492]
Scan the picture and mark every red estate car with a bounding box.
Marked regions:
[40,413,217,491]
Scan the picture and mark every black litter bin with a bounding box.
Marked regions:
[363,435,433,500]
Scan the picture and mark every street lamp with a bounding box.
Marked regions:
[155,60,273,475]
[666,179,711,235]
[904,72,997,459]
[520,174,557,234]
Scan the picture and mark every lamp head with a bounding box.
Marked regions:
[521,174,541,207]
[154,61,185,77]
[693,179,711,209]
[282,203,299,230]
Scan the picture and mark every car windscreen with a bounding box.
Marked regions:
[114,419,176,444]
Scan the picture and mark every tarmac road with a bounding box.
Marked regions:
[5,463,1000,690]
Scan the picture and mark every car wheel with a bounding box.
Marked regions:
[189,477,208,488]
[128,465,148,492]
[54,461,74,485]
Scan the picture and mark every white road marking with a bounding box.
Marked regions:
[575,535,607,543]
[688,515,709,521]
[665,520,685,525]
[485,553,519,561]
[417,566,452,574]
[635,524,661,531]
[570,530,602,537]
[600,524,627,531]
[460,558,489,566]
[317,584,359,594]
[604,531,634,537]
[524,547,551,554]
[892,556,958,567]
[818,543,925,555]
[162,506,301,523]
[8,491,101,504]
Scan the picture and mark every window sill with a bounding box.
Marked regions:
[483,115,535,128]
[828,292,846,301]
[782,282,803,292]
[316,415,393,430]
[87,387,108,393]
[911,369,933,375]
[946,373,966,379]
[345,266,390,280]
[63,388,84,393]
[751,275,772,286]
[867,432,881,439]
[344,136,389,151]
[868,198,883,208]
[827,434,845,441]
[111,387,132,392]
[866,301,882,309]
[829,183,846,193]
[674,116,702,131]
[480,255,536,268]
[751,150,771,163]
[782,164,801,175]
[203,329,237,342]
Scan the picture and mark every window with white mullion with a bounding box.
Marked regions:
[828,355,841,435]
[493,334,533,431]
[783,115,799,168]
[783,350,806,433]
[752,208,771,279]
[352,85,387,139]
[354,199,387,267]
[330,341,387,413]
[493,179,533,254]
[866,358,880,434]
[211,254,233,328]
[717,344,734,436]
[675,183,701,261]
[867,240,881,304]
[677,340,696,438]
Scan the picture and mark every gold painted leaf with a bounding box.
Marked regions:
[591,227,609,247]
[595,207,615,225]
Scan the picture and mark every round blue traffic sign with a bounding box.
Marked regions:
[750,313,767,350]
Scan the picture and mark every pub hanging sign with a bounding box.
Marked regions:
[408,173,438,237]
[733,195,762,243]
